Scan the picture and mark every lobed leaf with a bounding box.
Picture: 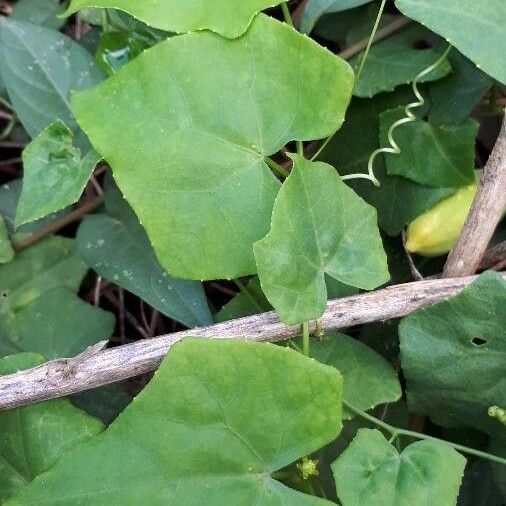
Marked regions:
[254,155,388,324]
[8,339,343,505]
[72,14,354,280]
[332,428,466,506]
[15,121,100,227]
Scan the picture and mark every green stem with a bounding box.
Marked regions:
[296,140,304,157]
[354,0,388,84]
[0,117,16,141]
[302,322,310,356]
[344,401,506,466]
[232,279,263,312]
[265,157,290,178]
[281,2,294,27]
[311,0,387,162]
[0,96,13,111]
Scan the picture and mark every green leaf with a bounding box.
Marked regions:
[0,215,14,264]
[399,272,506,436]
[64,0,287,38]
[8,339,343,505]
[0,353,104,503]
[214,275,357,323]
[320,99,455,235]
[429,50,492,126]
[382,108,477,187]
[0,236,87,314]
[72,14,354,280]
[300,0,373,34]
[0,18,103,146]
[0,179,70,240]
[95,31,144,76]
[254,154,388,324]
[307,332,401,419]
[351,26,452,98]
[11,0,65,29]
[1,287,115,359]
[214,277,271,323]
[331,428,466,506]
[77,177,212,328]
[16,121,100,227]
[395,0,506,85]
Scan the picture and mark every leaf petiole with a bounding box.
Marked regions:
[281,2,294,27]
[344,400,506,465]
[265,156,290,177]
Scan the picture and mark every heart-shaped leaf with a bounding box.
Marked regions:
[395,0,506,85]
[332,428,466,505]
[16,121,100,227]
[77,176,212,328]
[0,18,103,146]
[7,339,343,505]
[64,0,287,38]
[254,155,389,324]
[72,14,354,280]
[400,271,506,436]
[0,353,104,503]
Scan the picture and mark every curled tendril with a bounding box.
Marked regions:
[344,45,453,188]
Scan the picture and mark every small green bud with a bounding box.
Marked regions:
[297,457,320,480]
[406,182,477,257]
[488,406,506,425]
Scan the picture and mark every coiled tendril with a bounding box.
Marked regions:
[344,44,453,187]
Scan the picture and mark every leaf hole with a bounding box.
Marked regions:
[471,337,487,347]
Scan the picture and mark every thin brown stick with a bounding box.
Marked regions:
[478,240,506,271]
[1,273,502,411]
[444,114,506,277]
[338,16,411,60]
[13,196,104,252]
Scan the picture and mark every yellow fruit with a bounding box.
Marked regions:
[406,183,477,257]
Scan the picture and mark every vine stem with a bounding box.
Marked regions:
[281,2,294,27]
[265,156,290,177]
[310,0,388,163]
[344,401,506,466]
[0,95,13,111]
[302,322,310,356]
